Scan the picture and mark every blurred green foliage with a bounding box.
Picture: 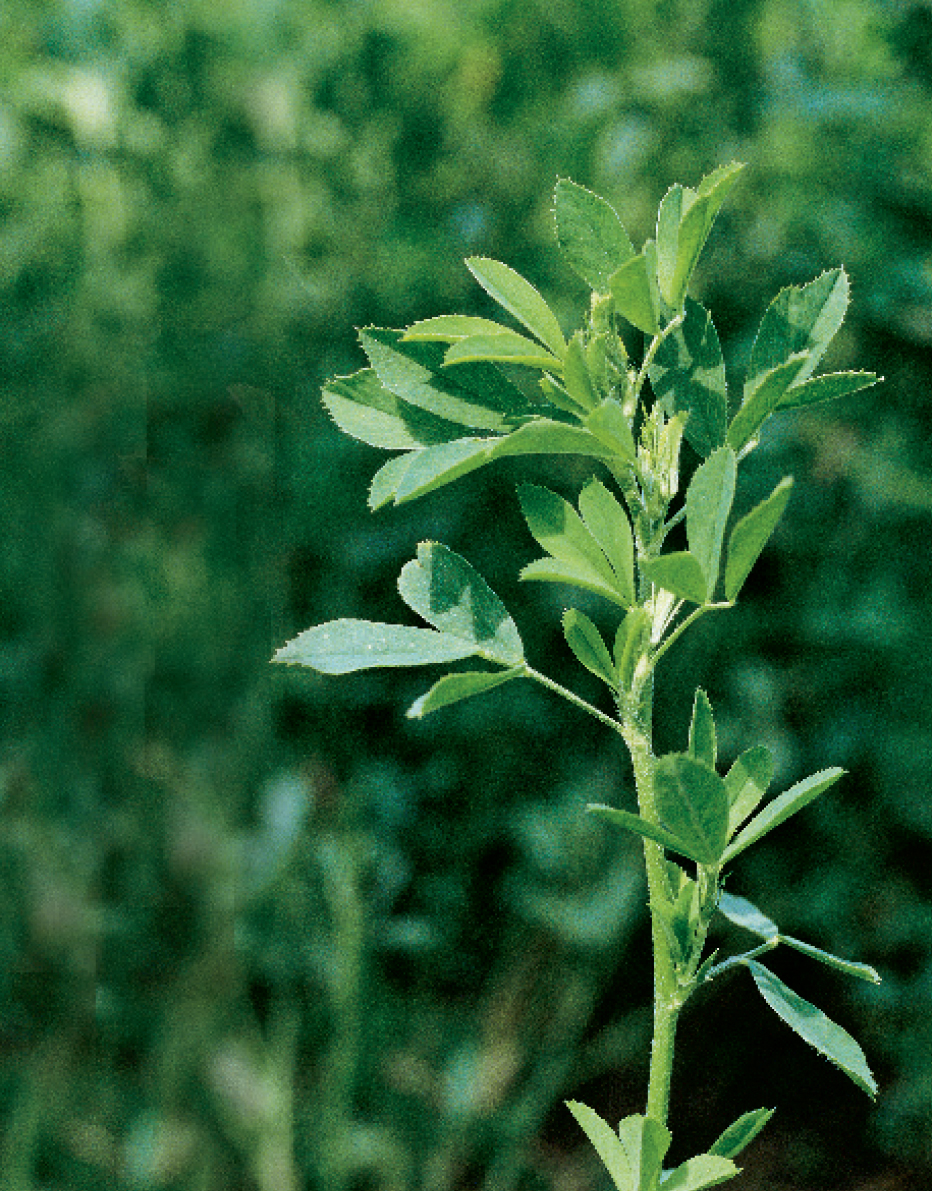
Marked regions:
[3,0,932,1187]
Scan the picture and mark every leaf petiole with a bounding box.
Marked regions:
[522,663,622,732]
[648,600,733,673]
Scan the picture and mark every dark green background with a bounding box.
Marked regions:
[3,0,932,1187]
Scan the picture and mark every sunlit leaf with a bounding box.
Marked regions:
[323,368,465,450]
[393,438,499,504]
[717,891,778,939]
[584,397,637,461]
[520,557,630,608]
[610,249,660,335]
[722,768,845,862]
[465,257,566,357]
[641,551,708,606]
[648,299,727,458]
[444,331,563,371]
[661,162,745,313]
[686,446,736,601]
[724,478,794,601]
[562,331,598,410]
[723,746,774,836]
[562,608,617,687]
[397,542,523,664]
[554,178,635,290]
[618,1113,671,1191]
[588,805,709,865]
[746,961,877,1097]
[661,1153,740,1191]
[778,370,879,410]
[403,314,511,341]
[565,1101,632,1191]
[727,354,810,452]
[518,484,620,591]
[708,1108,775,1161]
[272,621,478,673]
[407,666,525,718]
[578,479,635,605]
[492,419,617,461]
[688,689,716,769]
[369,452,418,510]
[654,753,730,866]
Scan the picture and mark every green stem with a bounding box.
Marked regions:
[523,664,622,733]
[622,681,680,1127]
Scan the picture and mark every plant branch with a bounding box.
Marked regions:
[522,665,622,733]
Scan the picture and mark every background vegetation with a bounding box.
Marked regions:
[3,0,932,1187]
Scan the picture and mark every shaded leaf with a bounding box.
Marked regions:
[778,370,879,410]
[554,178,635,290]
[588,805,707,865]
[562,608,617,687]
[717,892,778,939]
[686,447,737,601]
[723,746,774,836]
[397,542,523,664]
[578,479,636,605]
[724,478,793,601]
[563,331,598,410]
[708,1108,775,1161]
[492,419,617,461]
[520,557,630,608]
[518,484,620,590]
[369,452,418,510]
[584,397,637,461]
[614,606,650,690]
[661,162,745,312]
[648,299,727,458]
[778,937,881,984]
[610,249,660,335]
[746,961,877,1097]
[565,1101,632,1191]
[641,552,709,606]
[323,368,466,450]
[393,438,499,504]
[722,768,845,863]
[407,666,524,718]
[654,754,730,866]
[272,621,478,674]
[688,689,716,769]
[727,354,810,452]
[466,257,566,357]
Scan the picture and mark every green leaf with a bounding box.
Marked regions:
[660,162,745,313]
[588,805,708,865]
[407,666,525,718]
[717,892,778,939]
[518,484,620,592]
[563,331,598,410]
[656,183,693,310]
[609,249,660,335]
[688,689,716,769]
[614,606,650,690]
[584,398,637,461]
[618,1113,671,1191]
[402,314,511,341]
[360,327,527,428]
[727,354,810,452]
[465,257,566,357]
[723,746,774,836]
[540,373,586,416]
[641,552,709,606]
[648,299,727,458]
[492,419,617,462]
[565,1101,632,1191]
[578,479,636,605]
[553,178,635,291]
[323,369,467,450]
[562,609,617,687]
[369,452,418,510]
[724,478,794,601]
[272,620,479,674]
[654,754,730,866]
[520,557,631,608]
[722,768,845,863]
[686,447,737,601]
[746,268,850,398]
[777,937,881,984]
[661,1154,740,1191]
[393,438,499,504]
[746,961,877,1097]
[777,370,879,410]
[708,1108,775,1160]
[397,542,523,665]
[444,331,563,371]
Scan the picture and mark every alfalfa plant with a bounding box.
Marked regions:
[274,164,881,1188]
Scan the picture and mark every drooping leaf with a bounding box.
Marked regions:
[723,746,774,836]
[660,162,745,313]
[724,478,794,601]
[746,268,850,398]
[588,804,707,865]
[562,331,598,410]
[686,446,737,601]
[777,370,879,410]
[578,479,635,605]
[518,484,621,592]
[562,609,617,687]
[654,753,730,866]
[661,1154,740,1191]
[403,314,512,341]
[610,249,660,335]
[727,354,810,452]
[323,368,467,450]
[648,298,727,458]
[272,621,479,674]
[717,892,778,939]
[777,937,881,984]
[565,1101,632,1191]
[360,328,527,427]
[641,552,709,606]
[554,178,635,291]
[708,1108,775,1161]
[492,419,617,462]
[746,961,877,1097]
[722,768,845,863]
[393,438,500,505]
[465,257,566,357]
[688,689,717,769]
[584,398,637,461]
[397,542,523,664]
[444,331,563,371]
[520,557,630,608]
[407,666,525,718]
[618,1113,671,1191]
